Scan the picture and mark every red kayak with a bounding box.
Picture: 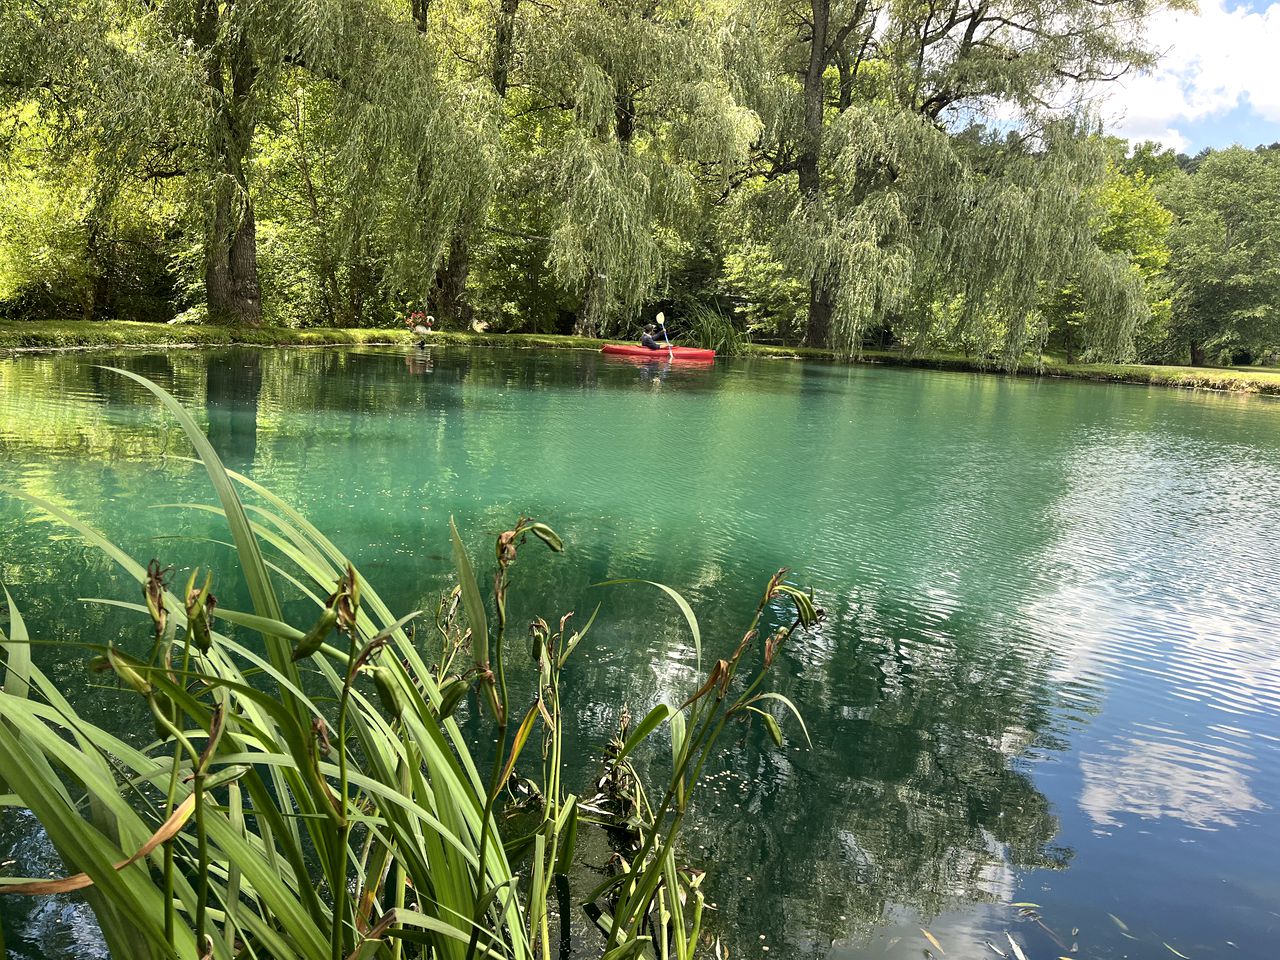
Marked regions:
[601,343,715,362]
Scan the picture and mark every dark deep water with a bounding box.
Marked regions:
[2,345,1279,959]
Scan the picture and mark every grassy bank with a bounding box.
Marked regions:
[0,319,605,352]
[862,349,1280,395]
[4,320,1280,396]
[733,342,1280,396]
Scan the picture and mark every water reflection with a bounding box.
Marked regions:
[404,347,434,376]
[673,592,1079,957]
[1080,734,1263,829]
[206,349,262,467]
[2,347,1280,960]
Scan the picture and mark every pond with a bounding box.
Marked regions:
[1,345,1279,960]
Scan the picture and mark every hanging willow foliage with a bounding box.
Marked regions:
[1,0,498,321]
[724,0,1178,363]
[516,0,760,334]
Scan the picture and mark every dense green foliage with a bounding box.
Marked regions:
[1160,147,1280,365]
[2,0,1277,366]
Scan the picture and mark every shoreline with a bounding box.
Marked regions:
[3,320,1280,397]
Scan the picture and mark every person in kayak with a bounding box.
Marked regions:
[640,313,671,350]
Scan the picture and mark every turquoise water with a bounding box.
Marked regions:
[2,345,1279,959]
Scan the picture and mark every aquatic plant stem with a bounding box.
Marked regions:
[332,628,360,960]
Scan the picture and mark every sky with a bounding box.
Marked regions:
[1100,0,1280,152]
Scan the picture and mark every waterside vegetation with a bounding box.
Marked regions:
[0,370,819,959]
[3,0,1278,371]
[4,321,1280,396]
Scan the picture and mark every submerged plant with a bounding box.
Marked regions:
[0,368,817,959]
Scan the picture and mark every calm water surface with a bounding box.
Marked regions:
[1,346,1279,959]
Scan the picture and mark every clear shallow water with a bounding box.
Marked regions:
[1,345,1279,960]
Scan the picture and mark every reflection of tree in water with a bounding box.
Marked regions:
[1,345,1112,960]
[676,590,1089,959]
[205,349,262,469]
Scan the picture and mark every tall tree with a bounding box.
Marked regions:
[505,0,757,337]
[1164,147,1280,365]
[1,0,493,325]
[1041,158,1172,363]
[729,0,1176,357]
[422,0,524,325]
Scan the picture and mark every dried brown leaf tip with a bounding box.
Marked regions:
[497,527,520,566]
[312,716,333,755]
[183,567,216,652]
[143,559,172,640]
[762,568,788,604]
[731,629,757,665]
[763,627,788,668]
[680,658,731,710]
[335,564,361,636]
[498,518,564,569]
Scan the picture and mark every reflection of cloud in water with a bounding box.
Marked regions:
[1079,735,1263,828]
[1022,433,1280,719]
[1019,432,1280,838]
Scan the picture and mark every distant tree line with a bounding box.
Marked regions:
[1,0,1275,367]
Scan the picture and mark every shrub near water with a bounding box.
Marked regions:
[0,369,817,960]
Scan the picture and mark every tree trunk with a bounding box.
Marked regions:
[83,234,108,322]
[1064,324,1074,364]
[800,0,832,349]
[429,232,472,324]
[82,185,115,322]
[206,188,262,326]
[491,0,520,97]
[805,282,835,349]
[202,5,262,326]
[835,50,854,112]
[1189,341,1206,366]
[575,272,606,338]
[410,0,432,32]
[615,88,635,145]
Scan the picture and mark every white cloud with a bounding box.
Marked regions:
[1102,0,1280,149]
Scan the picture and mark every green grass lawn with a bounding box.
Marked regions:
[4,320,1280,396]
[0,319,607,352]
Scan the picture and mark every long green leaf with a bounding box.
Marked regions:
[1,588,31,701]
[101,368,293,675]
[747,692,811,746]
[596,580,701,668]
[450,517,490,670]
[617,704,673,761]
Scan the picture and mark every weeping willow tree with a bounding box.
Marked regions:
[498,0,760,336]
[390,0,524,325]
[725,0,1181,362]
[0,0,495,326]
[887,122,1155,365]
